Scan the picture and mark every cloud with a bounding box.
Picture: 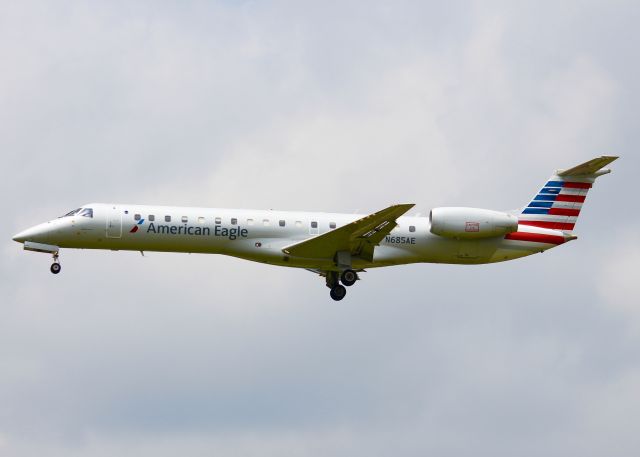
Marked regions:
[0,1,638,457]
[598,229,640,332]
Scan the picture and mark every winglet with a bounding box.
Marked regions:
[557,155,619,177]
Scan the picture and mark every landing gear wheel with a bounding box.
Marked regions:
[50,263,61,274]
[340,269,357,287]
[330,284,347,301]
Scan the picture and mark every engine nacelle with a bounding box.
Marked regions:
[429,207,518,239]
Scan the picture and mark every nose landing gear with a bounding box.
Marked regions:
[50,253,61,274]
[20,241,62,275]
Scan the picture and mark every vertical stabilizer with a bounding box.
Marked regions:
[519,156,618,232]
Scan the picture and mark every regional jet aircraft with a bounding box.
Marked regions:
[13,156,618,300]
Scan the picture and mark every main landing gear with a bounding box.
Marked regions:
[50,253,61,274]
[330,284,347,301]
[340,269,357,286]
[326,269,358,301]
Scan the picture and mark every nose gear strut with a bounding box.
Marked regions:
[50,253,61,274]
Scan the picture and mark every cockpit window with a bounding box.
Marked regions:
[79,208,93,218]
[61,208,82,218]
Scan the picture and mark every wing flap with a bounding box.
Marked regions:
[282,203,415,259]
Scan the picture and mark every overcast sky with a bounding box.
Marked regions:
[1,1,639,456]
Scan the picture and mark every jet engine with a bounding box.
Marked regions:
[429,207,518,239]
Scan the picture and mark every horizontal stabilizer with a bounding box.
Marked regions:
[557,155,619,177]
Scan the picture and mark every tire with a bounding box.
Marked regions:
[50,263,61,274]
[340,269,357,287]
[330,285,347,301]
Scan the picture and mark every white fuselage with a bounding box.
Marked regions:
[14,203,571,271]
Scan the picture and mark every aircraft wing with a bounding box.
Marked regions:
[282,203,415,261]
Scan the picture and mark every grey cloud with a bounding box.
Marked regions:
[1,1,639,456]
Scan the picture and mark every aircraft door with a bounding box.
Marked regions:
[106,206,122,238]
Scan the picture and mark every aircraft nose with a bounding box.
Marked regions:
[12,229,29,243]
[12,223,51,243]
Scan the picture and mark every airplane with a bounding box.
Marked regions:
[12,156,618,301]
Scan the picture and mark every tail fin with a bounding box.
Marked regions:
[519,155,618,232]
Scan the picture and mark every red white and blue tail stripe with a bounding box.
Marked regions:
[499,156,617,250]
[519,179,591,231]
[518,155,618,233]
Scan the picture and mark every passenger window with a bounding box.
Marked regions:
[409,225,416,232]
[279,220,285,227]
[197,217,205,224]
[295,221,302,227]
[263,219,270,226]
[134,214,141,221]
[165,215,171,222]
[181,216,188,223]
[231,218,237,225]
[311,221,318,228]
[247,219,254,225]
[79,208,93,218]
[329,222,336,229]
[215,217,222,224]
[149,215,155,222]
